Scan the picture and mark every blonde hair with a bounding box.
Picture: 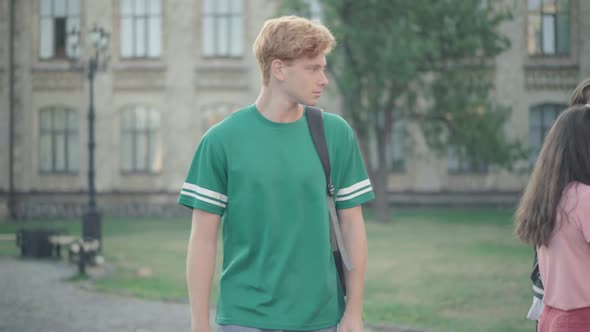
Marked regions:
[569,78,590,106]
[253,16,335,85]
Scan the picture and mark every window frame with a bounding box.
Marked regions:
[527,0,570,57]
[447,146,489,175]
[120,105,162,174]
[201,0,244,58]
[390,122,406,173]
[39,0,81,60]
[38,106,80,175]
[529,103,564,167]
[119,0,163,59]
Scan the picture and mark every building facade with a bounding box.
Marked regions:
[0,0,588,220]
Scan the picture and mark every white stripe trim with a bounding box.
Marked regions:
[335,187,373,202]
[337,179,371,196]
[182,183,228,202]
[180,190,227,208]
[532,284,544,295]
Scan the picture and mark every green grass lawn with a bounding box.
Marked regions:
[0,208,534,332]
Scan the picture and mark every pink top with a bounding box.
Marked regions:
[538,182,590,311]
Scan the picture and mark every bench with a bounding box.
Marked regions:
[12,230,100,275]
[47,235,101,275]
[47,235,77,259]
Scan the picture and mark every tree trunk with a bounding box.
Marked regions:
[373,165,389,223]
[373,109,392,223]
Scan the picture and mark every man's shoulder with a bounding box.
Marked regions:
[321,110,352,133]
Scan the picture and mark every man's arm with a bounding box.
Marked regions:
[337,205,368,332]
[187,208,221,332]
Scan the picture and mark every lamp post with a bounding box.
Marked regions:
[69,24,110,248]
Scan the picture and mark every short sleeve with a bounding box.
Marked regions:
[177,133,228,216]
[333,123,375,210]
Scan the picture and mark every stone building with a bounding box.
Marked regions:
[0,0,588,220]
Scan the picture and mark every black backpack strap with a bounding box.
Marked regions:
[305,106,353,296]
[305,106,335,197]
[531,249,544,299]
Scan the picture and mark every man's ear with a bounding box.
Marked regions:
[271,59,287,82]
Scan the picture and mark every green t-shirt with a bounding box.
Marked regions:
[178,104,374,330]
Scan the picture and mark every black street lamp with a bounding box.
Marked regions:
[69,24,110,248]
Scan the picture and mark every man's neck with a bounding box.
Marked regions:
[255,86,303,123]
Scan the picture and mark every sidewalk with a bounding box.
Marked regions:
[0,257,435,332]
[0,257,193,332]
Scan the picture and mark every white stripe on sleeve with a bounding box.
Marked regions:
[182,183,228,202]
[337,179,371,197]
[180,190,227,208]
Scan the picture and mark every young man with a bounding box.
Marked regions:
[179,16,374,332]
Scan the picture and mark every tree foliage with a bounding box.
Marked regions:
[279,0,525,222]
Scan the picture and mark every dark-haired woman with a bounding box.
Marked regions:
[515,104,590,332]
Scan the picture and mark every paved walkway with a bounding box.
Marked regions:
[0,257,434,332]
[0,257,193,332]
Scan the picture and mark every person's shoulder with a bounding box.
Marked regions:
[569,183,590,227]
[572,182,590,199]
[321,110,353,133]
[564,182,590,211]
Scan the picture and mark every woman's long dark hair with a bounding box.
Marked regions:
[570,78,590,105]
[515,105,590,247]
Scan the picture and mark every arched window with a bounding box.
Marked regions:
[39,106,79,173]
[120,106,162,173]
[529,103,565,165]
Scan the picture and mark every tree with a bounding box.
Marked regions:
[280,0,525,223]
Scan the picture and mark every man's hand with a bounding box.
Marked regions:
[338,311,364,332]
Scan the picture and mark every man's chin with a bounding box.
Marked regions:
[306,98,321,106]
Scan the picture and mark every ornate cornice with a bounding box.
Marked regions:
[524,64,579,91]
[194,63,249,90]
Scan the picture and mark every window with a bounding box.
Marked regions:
[447,147,488,174]
[529,103,564,166]
[121,106,162,173]
[527,0,570,55]
[202,0,244,57]
[120,0,162,58]
[368,121,406,173]
[389,122,406,172]
[39,107,79,173]
[39,0,80,59]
